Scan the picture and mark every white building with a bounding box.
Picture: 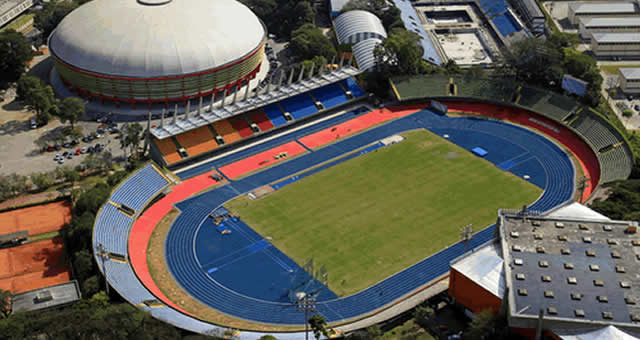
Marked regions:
[591,32,640,58]
[568,2,639,25]
[619,68,640,94]
[578,17,640,40]
[334,10,388,71]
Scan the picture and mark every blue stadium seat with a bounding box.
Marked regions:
[341,78,365,98]
[111,165,169,211]
[279,94,318,120]
[263,103,288,127]
[311,83,349,109]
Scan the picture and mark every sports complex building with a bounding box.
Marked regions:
[90,64,636,338]
[48,0,267,109]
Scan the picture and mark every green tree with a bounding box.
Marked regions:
[0,288,10,318]
[290,24,336,60]
[64,211,95,254]
[259,335,278,340]
[465,309,497,340]
[497,37,563,87]
[58,97,85,129]
[73,249,95,283]
[30,172,53,191]
[0,29,33,88]
[62,166,80,186]
[28,85,58,126]
[374,28,425,76]
[34,1,78,39]
[308,314,328,340]
[365,324,382,339]
[16,75,42,102]
[413,304,435,328]
[81,275,101,298]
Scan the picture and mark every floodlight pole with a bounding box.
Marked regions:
[460,224,473,253]
[578,176,590,204]
[96,243,110,297]
[297,294,317,340]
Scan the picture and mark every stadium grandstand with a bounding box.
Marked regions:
[149,59,366,167]
[390,75,634,184]
[0,0,33,28]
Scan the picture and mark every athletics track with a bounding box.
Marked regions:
[137,106,577,325]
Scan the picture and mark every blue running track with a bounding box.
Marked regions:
[165,109,575,325]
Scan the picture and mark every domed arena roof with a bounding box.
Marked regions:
[49,0,266,78]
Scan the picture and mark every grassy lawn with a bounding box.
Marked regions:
[226,130,541,296]
[379,319,435,340]
[1,13,34,32]
[600,64,640,75]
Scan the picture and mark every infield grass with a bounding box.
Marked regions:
[226,130,542,296]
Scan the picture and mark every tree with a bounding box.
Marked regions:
[290,24,336,61]
[0,29,33,88]
[62,166,80,186]
[16,75,42,102]
[374,28,425,76]
[0,289,10,318]
[465,309,497,340]
[34,1,78,39]
[28,85,59,126]
[259,335,278,340]
[497,37,563,87]
[59,97,85,129]
[81,275,101,298]
[64,211,95,254]
[73,182,110,216]
[365,324,382,339]
[30,172,53,191]
[73,249,95,283]
[308,314,328,340]
[413,304,435,328]
[120,122,144,162]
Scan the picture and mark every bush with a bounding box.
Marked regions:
[623,109,633,118]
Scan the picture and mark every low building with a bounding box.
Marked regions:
[11,281,81,314]
[0,0,33,28]
[591,32,640,58]
[568,2,639,25]
[510,0,545,34]
[449,202,640,339]
[578,17,640,40]
[330,0,349,17]
[334,10,388,71]
[619,68,640,94]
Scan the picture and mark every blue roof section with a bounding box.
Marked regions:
[562,75,588,97]
[493,12,521,37]
[390,0,442,65]
[478,0,508,16]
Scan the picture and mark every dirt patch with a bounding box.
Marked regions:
[418,140,433,149]
[445,152,458,160]
[146,208,302,332]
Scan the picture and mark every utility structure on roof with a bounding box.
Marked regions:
[48,0,267,111]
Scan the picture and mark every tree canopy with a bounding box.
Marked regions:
[58,97,85,129]
[0,29,33,88]
[34,1,79,39]
[374,28,427,76]
[239,0,314,38]
[289,24,336,61]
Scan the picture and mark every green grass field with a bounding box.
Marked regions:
[226,130,542,296]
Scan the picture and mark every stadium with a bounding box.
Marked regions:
[91,67,633,338]
[48,0,266,109]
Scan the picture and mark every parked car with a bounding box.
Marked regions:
[67,153,73,159]
[54,145,61,151]
[108,125,119,133]
[30,117,37,129]
[63,142,72,148]
[57,159,64,164]
[75,148,82,155]
[62,151,69,157]
[82,136,90,143]
[47,145,55,152]
[71,139,79,146]
[87,146,95,154]
[81,147,87,154]
[635,105,640,112]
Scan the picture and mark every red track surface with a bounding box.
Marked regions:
[299,106,422,149]
[218,141,307,179]
[128,171,226,315]
[0,201,72,236]
[443,101,600,200]
[0,237,71,294]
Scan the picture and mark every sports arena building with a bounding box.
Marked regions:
[48,0,267,109]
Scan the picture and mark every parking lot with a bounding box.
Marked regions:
[0,92,126,175]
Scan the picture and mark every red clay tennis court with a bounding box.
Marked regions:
[218,141,307,179]
[299,106,421,149]
[129,170,226,315]
[0,201,72,236]
[0,237,71,294]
